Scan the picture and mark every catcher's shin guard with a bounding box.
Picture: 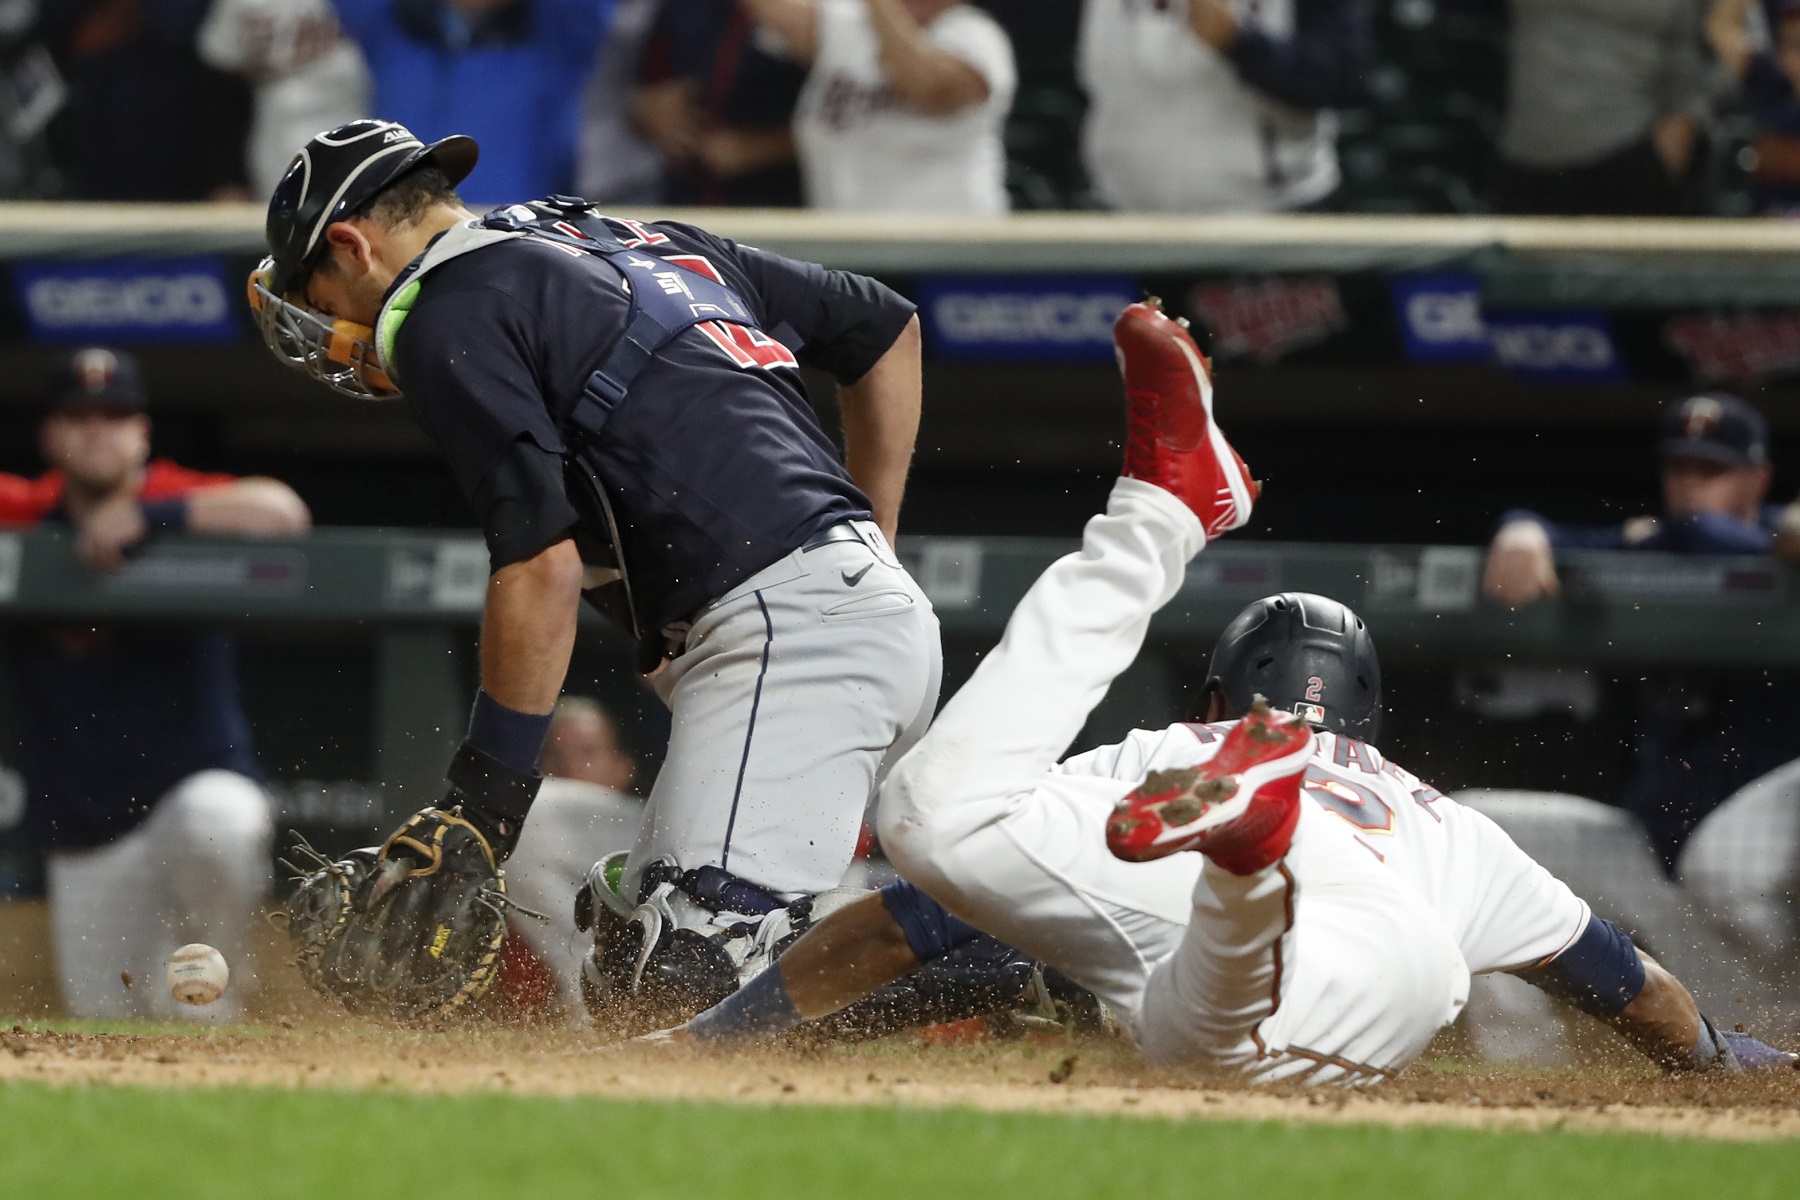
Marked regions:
[577,856,738,1031]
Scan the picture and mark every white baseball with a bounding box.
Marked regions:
[166,943,229,1006]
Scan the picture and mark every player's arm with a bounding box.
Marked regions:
[1482,517,1559,609]
[865,0,990,114]
[1516,915,1796,1072]
[684,229,921,542]
[186,478,312,535]
[393,291,587,858]
[479,538,584,715]
[838,315,920,545]
[76,474,311,572]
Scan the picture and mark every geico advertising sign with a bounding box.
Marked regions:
[919,276,1138,361]
[1388,273,1492,364]
[12,257,238,343]
[1483,311,1624,382]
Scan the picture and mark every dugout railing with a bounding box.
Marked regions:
[0,527,1790,827]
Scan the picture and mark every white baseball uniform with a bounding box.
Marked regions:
[878,477,1590,1083]
[793,0,1016,214]
[504,777,646,1012]
[1078,0,1338,213]
[197,0,372,195]
[46,769,272,1021]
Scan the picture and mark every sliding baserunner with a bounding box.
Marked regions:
[654,300,1796,1083]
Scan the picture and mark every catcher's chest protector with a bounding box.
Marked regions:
[477,197,769,435]
[375,198,775,648]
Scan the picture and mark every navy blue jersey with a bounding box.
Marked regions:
[0,462,261,850]
[1501,506,1784,555]
[390,217,914,635]
[8,627,259,849]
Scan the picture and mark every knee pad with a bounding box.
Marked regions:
[879,879,982,964]
[165,773,273,847]
[1515,914,1646,1017]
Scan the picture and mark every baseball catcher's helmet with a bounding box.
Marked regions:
[264,120,477,298]
[250,121,477,400]
[1205,593,1382,740]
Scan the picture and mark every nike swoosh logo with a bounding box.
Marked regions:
[841,562,874,587]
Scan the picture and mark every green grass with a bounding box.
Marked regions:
[0,1082,1793,1199]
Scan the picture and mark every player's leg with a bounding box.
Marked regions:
[627,536,941,905]
[45,833,159,1019]
[137,770,273,1021]
[658,299,1253,1040]
[872,301,1256,1025]
[585,531,939,1025]
[1136,800,1470,1083]
[503,780,644,1014]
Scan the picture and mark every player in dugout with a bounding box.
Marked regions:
[0,347,311,1020]
[1483,392,1800,872]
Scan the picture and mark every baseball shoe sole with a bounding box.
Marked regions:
[1106,698,1312,873]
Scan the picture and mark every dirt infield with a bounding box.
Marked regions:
[3,1021,1797,1142]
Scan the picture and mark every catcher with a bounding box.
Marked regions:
[256,120,939,1023]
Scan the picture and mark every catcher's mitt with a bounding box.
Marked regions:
[277,808,537,1023]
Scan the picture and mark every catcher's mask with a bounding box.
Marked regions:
[248,258,398,400]
[253,119,477,400]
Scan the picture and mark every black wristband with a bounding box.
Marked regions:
[446,741,542,826]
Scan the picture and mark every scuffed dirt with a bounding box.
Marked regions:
[2,1022,1797,1141]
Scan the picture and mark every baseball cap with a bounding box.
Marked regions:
[45,347,147,414]
[264,120,479,297]
[1660,393,1769,468]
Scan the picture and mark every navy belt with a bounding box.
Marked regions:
[802,521,869,552]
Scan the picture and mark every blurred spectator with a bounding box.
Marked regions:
[539,694,639,789]
[1677,756,1800,1022]
[334,0,614,205]
[1706,0,1800,213]
[38,0,252,199]
[745,0,1015,214]
[198,0,373,196]
[1484,393,1800,871]
[0,10,66,198]
[0,348,311,1020]
[1077,0,1371,213]
[1494,0,1717,216]
[577,0,664,202]
[502,696,643,1015]
[631,0,807,205]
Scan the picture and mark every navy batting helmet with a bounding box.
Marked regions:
[1205,593,1382,741]
[263,120,478,298]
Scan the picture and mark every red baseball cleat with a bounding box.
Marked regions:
[1105,699,1313,874]
[1115,298,1258,539]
